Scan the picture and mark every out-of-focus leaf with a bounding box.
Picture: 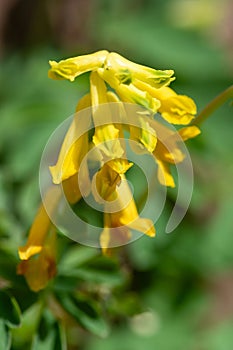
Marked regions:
[0,290,21,328]
[0,250,18,280]
[59,267,125,287]
[59,246,99,271]
[108,293,143,317]
[32,311,67,350]
[57,293,109,338]
[0,320,11,350]
[59,249,126,287]
[12,302,42,348]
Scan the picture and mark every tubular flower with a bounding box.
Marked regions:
[97,67,161,114]
[134,80,197,125]
[17,187,58,291]
[17,230,57,292]
[103,52,175,88]
[18,187,60,261]
[100,177,155,255]
[49,94,91,185]
[18,50,201,290]
[48,50,108,81]
[150,121,201,187]
[17,177,83,291]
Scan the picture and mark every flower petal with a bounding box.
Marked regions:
[48,50,108,81]
[134,82,197,125]
[92,163,121,203]
[49,94,91,184]
[105,52,175,88]
[156,159,175,188]
[130,116,157,154]
[17,231,57,292]
[161,95,197,125]
[18,187,59,260]
[178,125,201,140]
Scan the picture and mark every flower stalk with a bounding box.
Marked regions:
[193,85,233,126]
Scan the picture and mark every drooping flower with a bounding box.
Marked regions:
[151,121,201,187]
[17,229,57,292]
[17,186,58,291]
[100,177,155,255]
[17,177,83,291]
[19,50,201,290]
[49,94,91,185]
[48,50,109,81]
[18,187,59,261]
[97,67,161,114]
[89,70,133,205]
[134,80,197,125]
[47,50,200,249]
[103,52,175,88]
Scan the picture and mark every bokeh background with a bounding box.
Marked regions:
[0,0,233,349]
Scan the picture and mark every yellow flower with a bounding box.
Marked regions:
[18,187,59,260]
[17,230,56,292]
[17,175,83,291]
[62,173,83,204]
[149,120,201,187]
[92,160,133,203]
[134,80,197,125]
[19,50,200,287]
[104,52,175,88]
[90,71,126,161]
[92,162,121,203]
[49,94,91,185]
[17,187,58,291]
[129,116,157,154]
[90,71,133,203]
[97,67,161,113]
[100,177,155,254]
[48,50,108,81]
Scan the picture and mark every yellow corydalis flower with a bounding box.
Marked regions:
[48,50,108,81]
[17,230,57,292]
[97,67,161,114]
[90,71,133,203]
[134,80,197,125]
[90,71,125,160]
[49,94,91,185]
[18,178,83,291]
[18,50,201,291]
[104,52,175,88]
[129,116,157,154]
[18,187,59,261]
[92,160,133,203]
[150,121,201,187]
[17,187,58,291]
[100,177,155,254]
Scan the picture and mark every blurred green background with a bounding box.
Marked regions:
[0,0,233,349]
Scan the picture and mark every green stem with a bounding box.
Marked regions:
[192,85,233,126]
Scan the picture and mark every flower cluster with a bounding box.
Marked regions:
[18,50,200,291]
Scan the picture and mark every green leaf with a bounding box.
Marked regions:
[0,291,21,328]
[57,293,109,338]
[59,267,125,287]
[32,318,67,350]
[59,246,99,271]
[11,302,42,348]
[0,320,11,350]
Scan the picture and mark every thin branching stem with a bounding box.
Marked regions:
[192,85,233,126]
